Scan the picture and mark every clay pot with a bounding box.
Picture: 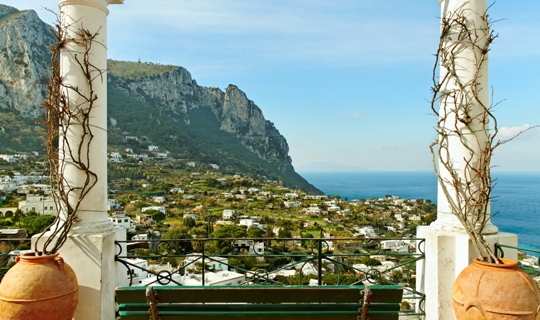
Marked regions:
[452,258,540,320]
[0,252,78,320]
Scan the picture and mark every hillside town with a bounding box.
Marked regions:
[1,148,437,238]
[2,150,538,312]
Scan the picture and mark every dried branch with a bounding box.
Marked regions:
[36,12,104,255]
[430,3,534,263]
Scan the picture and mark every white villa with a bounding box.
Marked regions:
[222,209,236,220]
[109,214,132,230]
[18,194,56,215]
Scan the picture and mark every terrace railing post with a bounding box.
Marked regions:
[202,240,205,286]
[317,239,323,285]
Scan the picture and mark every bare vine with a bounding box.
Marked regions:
[37,13,103,255]
[430,3,534,263]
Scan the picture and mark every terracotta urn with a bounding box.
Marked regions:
[0,252,78,320]
[452,258,540,319]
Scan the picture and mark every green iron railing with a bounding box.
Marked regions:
[496,243,540,280]
[115,236,426,316]
[0,237,32,280]
[4,236,539,319]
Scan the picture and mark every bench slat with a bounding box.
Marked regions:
[116,285,402,303]
[116,285,403,320]
[120,310,400,320]
[120,311,399,320]
[119,302,400,312]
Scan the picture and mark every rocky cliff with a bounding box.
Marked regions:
[110,65,292,172]
[0,5,53,117]
[0,4,320,193]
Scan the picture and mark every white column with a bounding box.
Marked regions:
[58,0,122,233]
[430,0,497,234]
[33,1,124,319]
[416,1,518,319]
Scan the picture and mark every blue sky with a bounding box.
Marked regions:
[5,1,540,172]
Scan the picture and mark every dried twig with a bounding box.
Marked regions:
[36,12,103,255]
[430,3,535,263]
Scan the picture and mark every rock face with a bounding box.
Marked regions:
[112,70,292,172]
[0,5,53,117]
[0,4,319,192]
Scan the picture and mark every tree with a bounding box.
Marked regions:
[211,225,247,254]
[361,257,382,267]
[247,226,265,238]
[143,209,165,223]
[162,227,193,254]
[211,225,247,239]
[277,227,292,238]
[183,217,196,229]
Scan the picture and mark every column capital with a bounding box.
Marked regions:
[59,0,123,14]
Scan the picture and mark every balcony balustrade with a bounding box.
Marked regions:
[114,236,426,317]
[3,235,538,319]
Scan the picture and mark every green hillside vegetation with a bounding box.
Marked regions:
[0,110,45,153]
[108,60,177,79]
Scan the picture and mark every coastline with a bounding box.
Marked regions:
[300,171,540,251]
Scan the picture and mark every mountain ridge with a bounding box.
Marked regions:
[0,4,321,194]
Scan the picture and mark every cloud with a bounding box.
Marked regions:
[497,124,539,140]
[352,112,364,118]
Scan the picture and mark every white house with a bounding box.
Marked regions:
[239,219,255,227]
[324,200,337,206]
[303,204,321,215]
[327,205,341,212]
[153,196,166,204]
[167,270,245,286]
[109,214,131,230]
[354,226,377,238]
[284,193,299,200]
[381,240,406,251]
[0,155,17,163]
[284,201,301,208]
[181,253,229,272]
[170,188,184,194]
[18,194,56,215]
[0,177,17,193]
[232,240,265,255]
[109,152,122,162]
[148,145,159,152]
[222,209,236,220]
[118,258,148,286]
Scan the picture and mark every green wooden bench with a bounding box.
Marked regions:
[116,285,403,320]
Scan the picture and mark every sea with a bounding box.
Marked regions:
[299,171,540,252]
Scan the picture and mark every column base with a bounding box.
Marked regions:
[33,227,125,320]
[416,226,517,320]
